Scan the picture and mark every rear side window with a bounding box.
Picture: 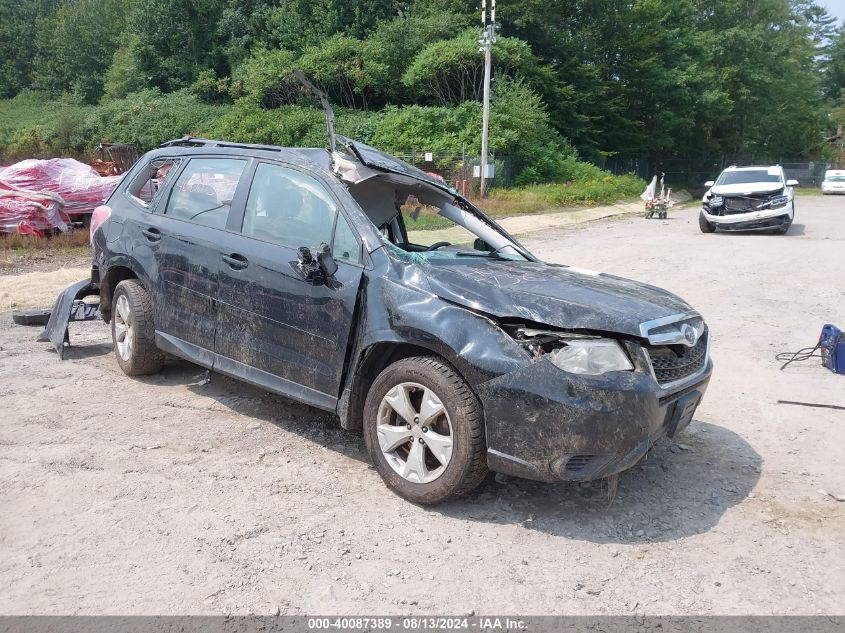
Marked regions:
[242,163,338,250]
[165,158,247,229]
[126,158,179,207]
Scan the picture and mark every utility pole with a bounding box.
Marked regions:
[479,0,497,198]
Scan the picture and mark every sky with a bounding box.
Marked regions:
[823,0,845,25]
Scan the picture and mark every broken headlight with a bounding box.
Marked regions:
[707,195,724,208]
[766,195,790,209]
[548,339,634,376]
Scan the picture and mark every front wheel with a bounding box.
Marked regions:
[111,279,164,376]
[363,356,488,504]
[774,207,794,235]
[699,211,716,233]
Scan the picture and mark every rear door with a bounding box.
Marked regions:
[214,161,364,409]
[146,156,250,361]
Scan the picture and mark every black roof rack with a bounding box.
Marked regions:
[158,136,290,153]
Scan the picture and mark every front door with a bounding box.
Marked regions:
[150,156,249,360]
[214,162,364,409]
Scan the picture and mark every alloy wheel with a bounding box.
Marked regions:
[113,294,134,361]
[376,382,454,484]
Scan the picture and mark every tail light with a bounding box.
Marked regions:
[90,205,111,245]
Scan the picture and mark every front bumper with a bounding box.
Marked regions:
[476,355,712,482]
[702,201,793,230]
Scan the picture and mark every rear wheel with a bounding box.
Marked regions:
[699,211,716,233]
[111,279,164,376]
[363,356,487,504]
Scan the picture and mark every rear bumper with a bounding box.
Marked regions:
[476,356,712,483]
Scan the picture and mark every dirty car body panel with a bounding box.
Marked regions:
[47,133,712,488]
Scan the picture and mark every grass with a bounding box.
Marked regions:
[0,229,91,272]
[404,177,645,231]
[794,187,823,196]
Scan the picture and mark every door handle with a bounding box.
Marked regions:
[141,227,161,242]
[222,253,249,270]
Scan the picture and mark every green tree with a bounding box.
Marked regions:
[103,42,148,101]
[402,29,547,105]
[0,0,57,98]
[31,0,128,103]
[126,0,228,92]
[265,0,405,53]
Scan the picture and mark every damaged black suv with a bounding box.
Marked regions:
[46,92,712,504]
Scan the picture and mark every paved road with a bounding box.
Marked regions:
[0,196,843,615]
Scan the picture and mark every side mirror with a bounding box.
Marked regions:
[704,180,715,188]
[296,246,322,281]
[317,242,338,278]
[786,179,799,187]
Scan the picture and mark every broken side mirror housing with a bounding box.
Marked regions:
[295,246,323,282]
[317,242,339,278]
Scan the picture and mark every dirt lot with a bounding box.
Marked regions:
[1,196,843,615]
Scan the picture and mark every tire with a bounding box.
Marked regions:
[111,279,164,376]
[699,211,716,233]
[363,356,488,504]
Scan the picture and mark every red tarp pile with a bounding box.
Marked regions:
[0,158,122,235]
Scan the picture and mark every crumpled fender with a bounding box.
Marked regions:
[37,279,100,359]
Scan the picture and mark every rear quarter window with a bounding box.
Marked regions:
[125,158,180,207]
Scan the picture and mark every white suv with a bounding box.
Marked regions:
[699,165,797,235]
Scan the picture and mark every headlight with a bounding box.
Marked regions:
[708,195,724,208]
[548,339,634,375]
[767,195,789,208]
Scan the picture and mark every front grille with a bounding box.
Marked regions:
[646,331,708,385]
[724,198,756,214]
[710,191,788,216]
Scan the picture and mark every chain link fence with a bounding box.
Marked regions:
[390,150,513,194]
[599,156,838,190]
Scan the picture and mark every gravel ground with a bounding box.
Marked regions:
[0,196,843,615]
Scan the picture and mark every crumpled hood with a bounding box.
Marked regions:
[710,183,784,196]
[420,259,693,338]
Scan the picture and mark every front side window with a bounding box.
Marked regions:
[332,213,361,263]
[164,158,247,229]
[242,163,338,250]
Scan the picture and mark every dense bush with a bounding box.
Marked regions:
[0,85,644,211]
[0,91,91,160]
[80,89,226,151]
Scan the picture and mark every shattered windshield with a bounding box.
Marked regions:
[348,171,532,263]
[380,201,530,262]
